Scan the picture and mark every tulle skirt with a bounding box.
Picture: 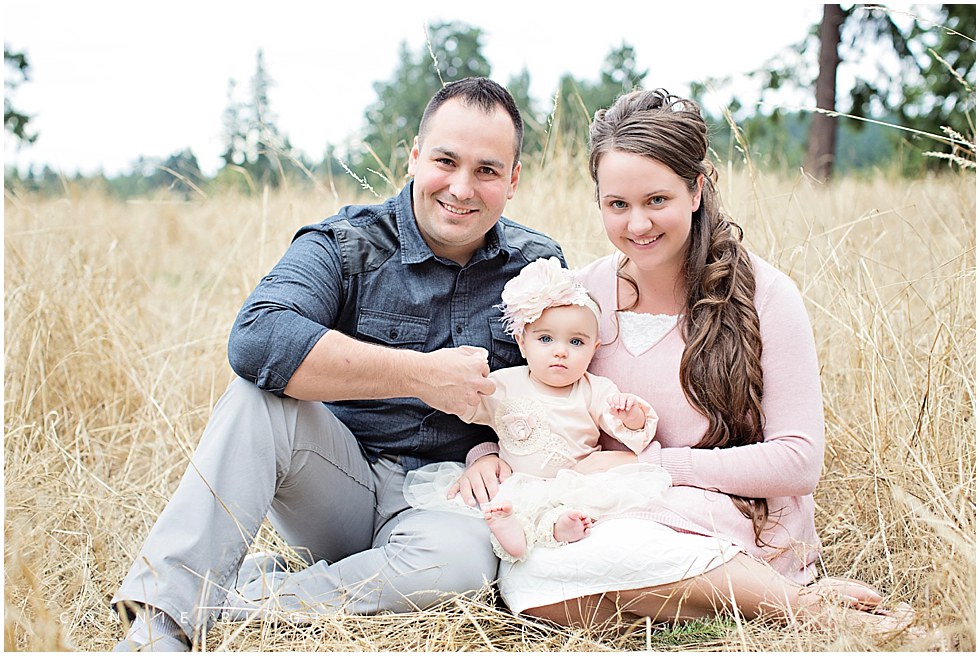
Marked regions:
[403,461,672,521]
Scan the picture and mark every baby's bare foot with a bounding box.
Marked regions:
[483,501,514,521]
[554,510,594,544]
[483,502,526,559]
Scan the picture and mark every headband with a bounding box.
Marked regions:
[498,257,601,337]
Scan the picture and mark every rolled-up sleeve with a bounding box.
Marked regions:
[228,231,343,395]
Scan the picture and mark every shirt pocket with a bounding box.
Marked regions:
[356,308,430,350]
[488,318,524,370]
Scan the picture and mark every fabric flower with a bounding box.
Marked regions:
[499,257,599,336]
[494,398,555,457]
[501,412,537,441]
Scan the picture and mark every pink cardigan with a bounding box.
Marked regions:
[469,252,824,583]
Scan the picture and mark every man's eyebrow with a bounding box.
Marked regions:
[431,146,506,171]
[431,146,458,160]
[477,157,507,170]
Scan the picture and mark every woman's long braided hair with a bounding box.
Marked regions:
[588,89,771,545]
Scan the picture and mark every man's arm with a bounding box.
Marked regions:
[283,331,495,415]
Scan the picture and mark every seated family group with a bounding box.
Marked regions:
[111,77,915,652]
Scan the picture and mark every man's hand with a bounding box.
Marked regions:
[416,346,495,415]
[447,455,512,507]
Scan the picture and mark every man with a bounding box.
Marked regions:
[113,77,564,651]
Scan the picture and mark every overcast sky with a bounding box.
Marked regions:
[5,1,909,177]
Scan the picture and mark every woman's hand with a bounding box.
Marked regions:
[572,450,638,474]
[447,455,512,507]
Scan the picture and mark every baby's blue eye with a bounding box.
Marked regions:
[570,338,585,346]
[539,335,552,343]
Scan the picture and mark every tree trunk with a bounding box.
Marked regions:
[805,4,846,182]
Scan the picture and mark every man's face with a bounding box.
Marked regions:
[407,98,520,265]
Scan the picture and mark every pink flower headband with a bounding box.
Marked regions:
[498,257,601,337]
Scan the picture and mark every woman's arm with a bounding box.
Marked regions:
[639,270,825,498]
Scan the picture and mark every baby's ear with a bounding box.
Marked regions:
[515,333,527,357]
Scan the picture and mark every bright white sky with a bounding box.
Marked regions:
[5,1,898,177]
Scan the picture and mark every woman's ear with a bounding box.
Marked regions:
[692,174,705,212]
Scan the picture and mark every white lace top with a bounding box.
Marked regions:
[617,311,680,354]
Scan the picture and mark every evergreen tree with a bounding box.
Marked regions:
[218,49,298,189]
[733,4,975,178]
[805,4,846,181]
[220,79,247,166]
[355,21,492,184]
[506,67,547,159]
[549,43,647,153]
[4,45,37,144]
[148,148,205,197]
[900,4,976,167]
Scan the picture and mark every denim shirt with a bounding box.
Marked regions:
[228,183,565,471]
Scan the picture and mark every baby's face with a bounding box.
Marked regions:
[518,304,601,391]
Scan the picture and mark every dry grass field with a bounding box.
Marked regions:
[4,154,975,651]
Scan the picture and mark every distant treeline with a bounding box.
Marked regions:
[5,7,974,198]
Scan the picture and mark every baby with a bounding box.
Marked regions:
[405,258,670,562]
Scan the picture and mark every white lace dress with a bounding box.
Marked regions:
[496,312,742,613]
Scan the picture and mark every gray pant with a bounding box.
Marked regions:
[111,377,497,640]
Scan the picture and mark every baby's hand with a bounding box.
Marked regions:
[607,393,646,431]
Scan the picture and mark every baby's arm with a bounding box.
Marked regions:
[592,376,658,454]
[607,393,648,431]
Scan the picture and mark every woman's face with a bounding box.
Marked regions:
[595,150,702,277]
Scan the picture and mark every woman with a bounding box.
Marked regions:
[454,88,913,634]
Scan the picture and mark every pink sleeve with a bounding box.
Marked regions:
[465,441,500,467]
[652,272,825,498]
[459,377,503,466]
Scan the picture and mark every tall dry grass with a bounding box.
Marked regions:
[4,155,975,651]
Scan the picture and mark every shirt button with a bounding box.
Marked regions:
[389,330,398,339]
[455,325,463,334]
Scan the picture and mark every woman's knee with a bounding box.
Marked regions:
[523,601,571,624]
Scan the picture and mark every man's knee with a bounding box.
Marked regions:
[218,376,284,413]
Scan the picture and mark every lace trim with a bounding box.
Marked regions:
[491,506,572,563]
[618,311,679,353]
[489,515,537,563]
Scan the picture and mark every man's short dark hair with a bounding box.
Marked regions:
[418,77,524,170]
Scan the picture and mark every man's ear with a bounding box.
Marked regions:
[507,160,521,200]
[407,136,421,176]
